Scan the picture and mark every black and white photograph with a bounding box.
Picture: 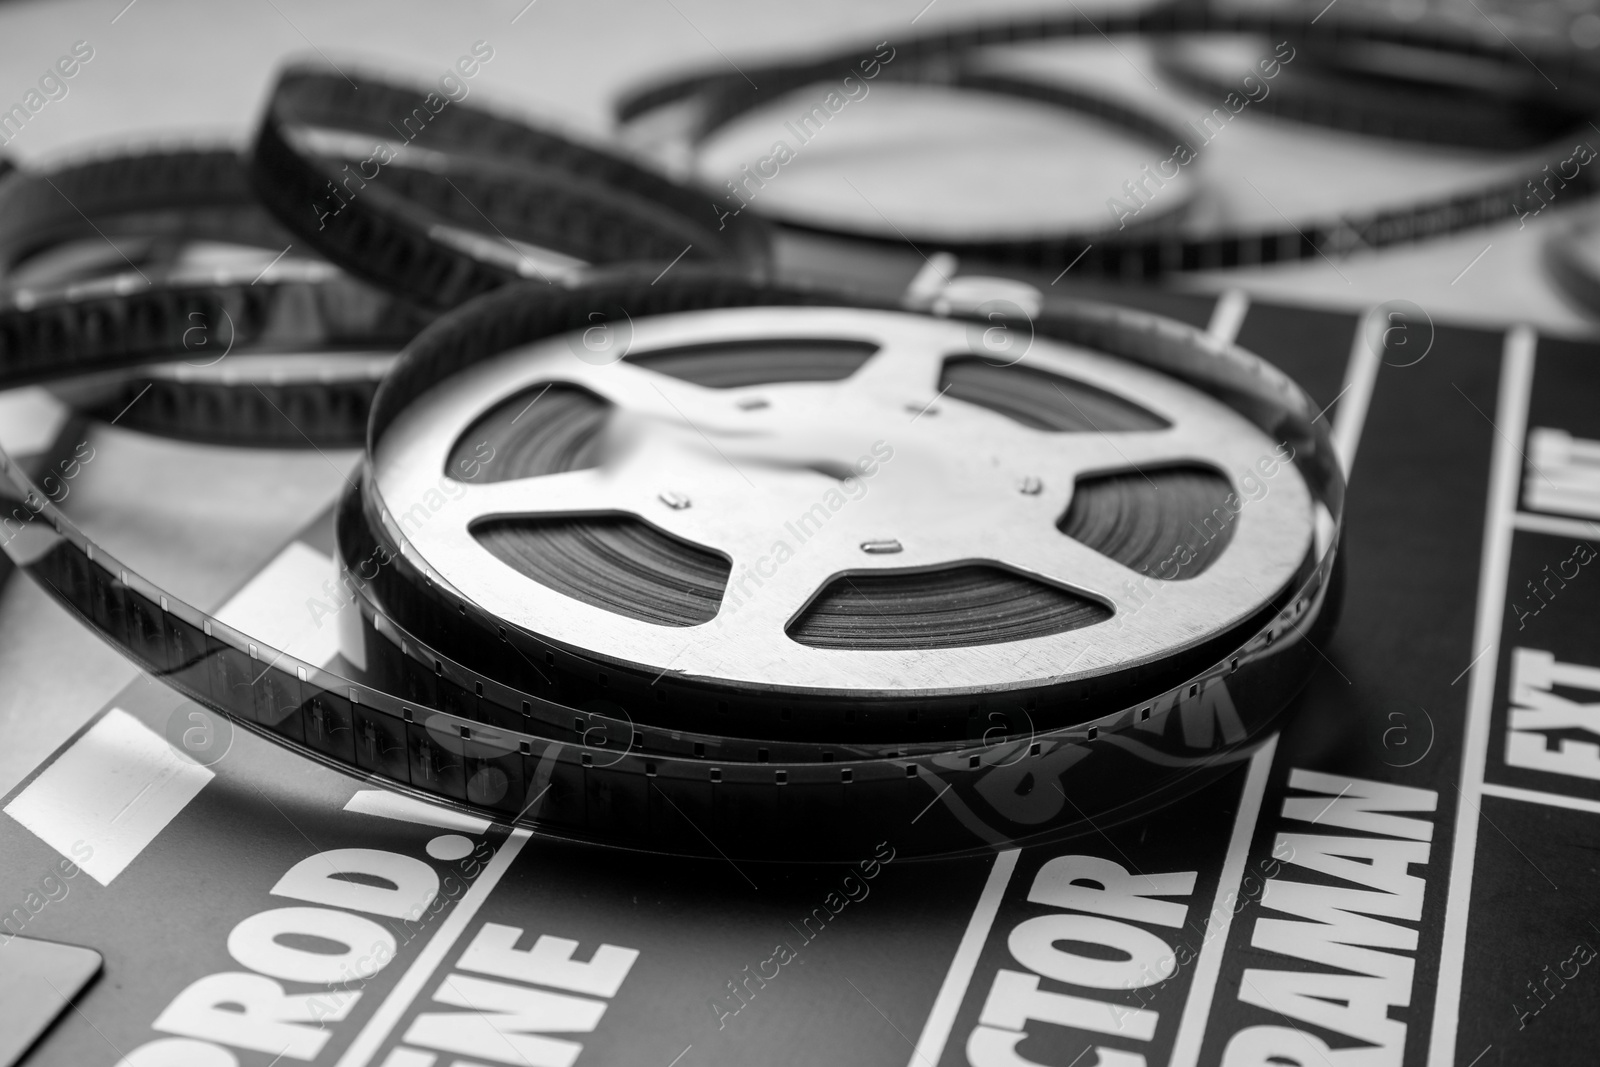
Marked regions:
[0,1,1595,1064]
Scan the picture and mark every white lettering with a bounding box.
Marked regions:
[1027,855,1196,929]
[1253,888,1417,984]
[1274,834,1429,904]
[1225,769,1438,1066]
[1236,970,1405,1056]
[404,973,606,1067]
[272,848,439,919]
[1525,427,1600,519]
[980,969,1158,1040]
[968,1025,1147,1067]
[227,906,396,984]
[1009,914,1175,989]
[1281,770,1436,841]
[114,1039,239,1067]
[153,972,357,1060]
[458,922,639,998]
[1506,646,1600,779]
[1224,1024,1393,1066]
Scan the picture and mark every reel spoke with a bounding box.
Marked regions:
[847,333,950,397]
[450,467,616,524]
[995,522,1157,608]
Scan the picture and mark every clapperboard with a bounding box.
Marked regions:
[2,287,1595,1066]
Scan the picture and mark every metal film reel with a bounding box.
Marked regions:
[0,266,1344,856]
[372,305,1315,703]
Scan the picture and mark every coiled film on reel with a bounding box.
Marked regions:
[0,264,1345,860]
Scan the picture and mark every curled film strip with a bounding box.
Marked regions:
[0,147,426,446]
[613,1,1600,277]
[1150,30,1589,150]
[249,65,775,312]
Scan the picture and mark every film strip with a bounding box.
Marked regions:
[613,2,1600,276]
[0,259,427,444]
[1150,32,1585,150]
[0,145,289,282]
[0,265,1345,859]
[0,148,427,446]
[249,65,776,312]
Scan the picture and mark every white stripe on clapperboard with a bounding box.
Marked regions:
[1427,326,1537,1067]
[4,541,342,883]
[1511,509,1600,541]
[905,295,1385,1067]
[1204,290,1251,353]
[1480,781,1600,817]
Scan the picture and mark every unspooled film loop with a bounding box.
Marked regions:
[250,65,774,314]
[614,5,1600,277]
[0,147,436,447]
[678,52,1202,245]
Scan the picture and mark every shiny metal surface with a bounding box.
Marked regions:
[375,305,1314,694]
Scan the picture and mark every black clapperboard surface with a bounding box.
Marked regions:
[2,288,1597,1067]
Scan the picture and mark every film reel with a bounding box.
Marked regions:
[369,304,1314,714]
[0,267,1345,858]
